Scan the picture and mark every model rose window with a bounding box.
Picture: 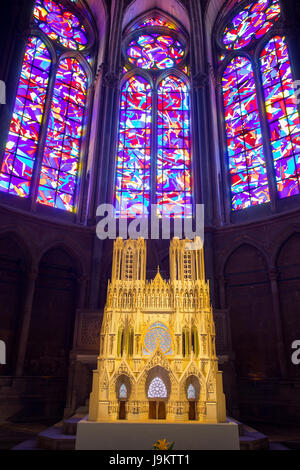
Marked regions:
[148,377,167,398]
[143,322,173,356]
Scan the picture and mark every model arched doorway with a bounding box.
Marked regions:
[148,376,167,419]
[146,367,170,420]
[116,375,131,420]
[186,376,200,421]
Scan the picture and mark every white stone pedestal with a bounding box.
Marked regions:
[76,419,240,450]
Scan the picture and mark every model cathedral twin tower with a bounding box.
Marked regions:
[89,237,226,423]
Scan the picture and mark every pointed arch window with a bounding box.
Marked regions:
[218,0,300,211]
[0,0,93,212]
[187,383,196,400]
[114,14,192,218]
[119,383,128,399]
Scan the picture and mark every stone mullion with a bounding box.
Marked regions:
[189,0,215,226]
[89,1,124,309]
[30,52,58,212]
[216,76,231,225]
[189,0,203,212]
[150,88,158,208]
[92,0,124,214]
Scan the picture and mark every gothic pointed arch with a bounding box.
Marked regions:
[114,10,192,218]
[216,0,300,212]
[0,0,96,213]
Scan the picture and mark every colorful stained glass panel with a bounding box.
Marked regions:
[127,34,184,69]
[115,76,151,217]
[0,37,51,197]
[222,56,270,210]
[33,0,88,50]
[157,76,192,217]
[133,16,177,31]
[261,36,300,197]
[223,0,280,50]
[37,58,87,211]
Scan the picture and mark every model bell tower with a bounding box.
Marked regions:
[89,237,226,423]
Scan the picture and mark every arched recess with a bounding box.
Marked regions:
[276,234,300,377]
[146,366,170,419]
[185,375,200,400]
[145,365,171,399]
[185,374,200,420]
[224,243,278,378]
[123,2,190,33]
[115,373,132,400]
[0,235,27,375]
[24,247,78,382]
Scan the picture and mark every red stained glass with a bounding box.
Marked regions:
[260,36,300,198]
[132,16,178,31]
[33,0,88,50]
[223,0,280,50]
[222,56,270,210]
[157,76,192,217]
[37,58,87,212]
[127,34,184,69]
[115,76,152,218]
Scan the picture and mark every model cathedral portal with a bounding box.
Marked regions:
[89,237,226,423]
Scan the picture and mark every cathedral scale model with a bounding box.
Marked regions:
[88,237,226,424]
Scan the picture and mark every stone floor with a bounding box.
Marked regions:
[246,421,300,450]
[0,421,52,450]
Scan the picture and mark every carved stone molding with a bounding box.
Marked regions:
[103,71,120,89]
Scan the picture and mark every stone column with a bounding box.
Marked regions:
[89,0,125,309]
[77,275,89,309]
[269,268,288,378]
[15,268,38,376]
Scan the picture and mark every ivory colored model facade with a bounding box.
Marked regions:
[89,237,226,423]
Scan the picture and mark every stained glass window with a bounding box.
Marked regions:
[119,384,127,399]
[0,37,51,197]
[220,0,299,210]
[116,16,192,217]
[222,57,269,210]
[187,384,196,400]
[0,0,91,212]
[260,36,300,198]
[157,76,192,217]
[143,322,173,356]
[223,0,280,50]
[33,0,88,50]
[37,58,87,211]
[127,35,184,70]
[133,16,177,31]
[115,76,151,217]
[148,377,167,398]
